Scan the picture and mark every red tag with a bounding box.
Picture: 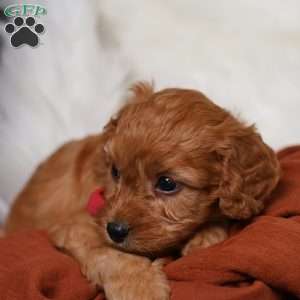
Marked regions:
[86,188,105,216]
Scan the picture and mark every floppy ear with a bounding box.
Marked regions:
[207,117,280,219]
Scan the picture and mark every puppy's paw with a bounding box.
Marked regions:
[49,222,72,248]
[94,251,170,300]
[49,214,101,251]
[142,259,170,300]
[182,224,228,256]
[107,262,169,300]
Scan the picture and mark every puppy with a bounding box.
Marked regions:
[5,83,280,300]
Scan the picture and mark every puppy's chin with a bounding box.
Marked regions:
[107,237,181,258]
[103,224,199,258]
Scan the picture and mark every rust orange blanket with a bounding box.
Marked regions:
[1,146,300,300]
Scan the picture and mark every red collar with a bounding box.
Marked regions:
[86,188,105,216]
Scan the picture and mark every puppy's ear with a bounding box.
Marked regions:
[206,117,280,219]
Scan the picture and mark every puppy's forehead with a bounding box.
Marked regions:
[112,101,190,156]
[107,89,227,169]
[116,89,225,141]
[119,88,225,127]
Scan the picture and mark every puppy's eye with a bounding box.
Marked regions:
[111,164,120,180]
[155,176,180,194]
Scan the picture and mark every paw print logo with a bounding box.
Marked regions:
[5,16,44,48]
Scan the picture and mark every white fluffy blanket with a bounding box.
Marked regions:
[0,0,299,222]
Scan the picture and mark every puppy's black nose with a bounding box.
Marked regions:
[107,222,129,243]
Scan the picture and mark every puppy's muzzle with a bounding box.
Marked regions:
[107,222,129,243]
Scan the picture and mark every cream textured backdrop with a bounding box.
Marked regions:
[0,0,299,222]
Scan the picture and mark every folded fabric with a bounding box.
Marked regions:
[0,231,103,300]
[0,146,300,300]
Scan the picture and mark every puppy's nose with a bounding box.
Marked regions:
[106,222,129,243]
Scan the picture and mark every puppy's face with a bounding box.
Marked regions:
[94,85,279,256]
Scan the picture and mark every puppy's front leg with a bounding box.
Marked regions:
[50,213,170,300]
[89,249,170,300]
[182,222,229,256]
